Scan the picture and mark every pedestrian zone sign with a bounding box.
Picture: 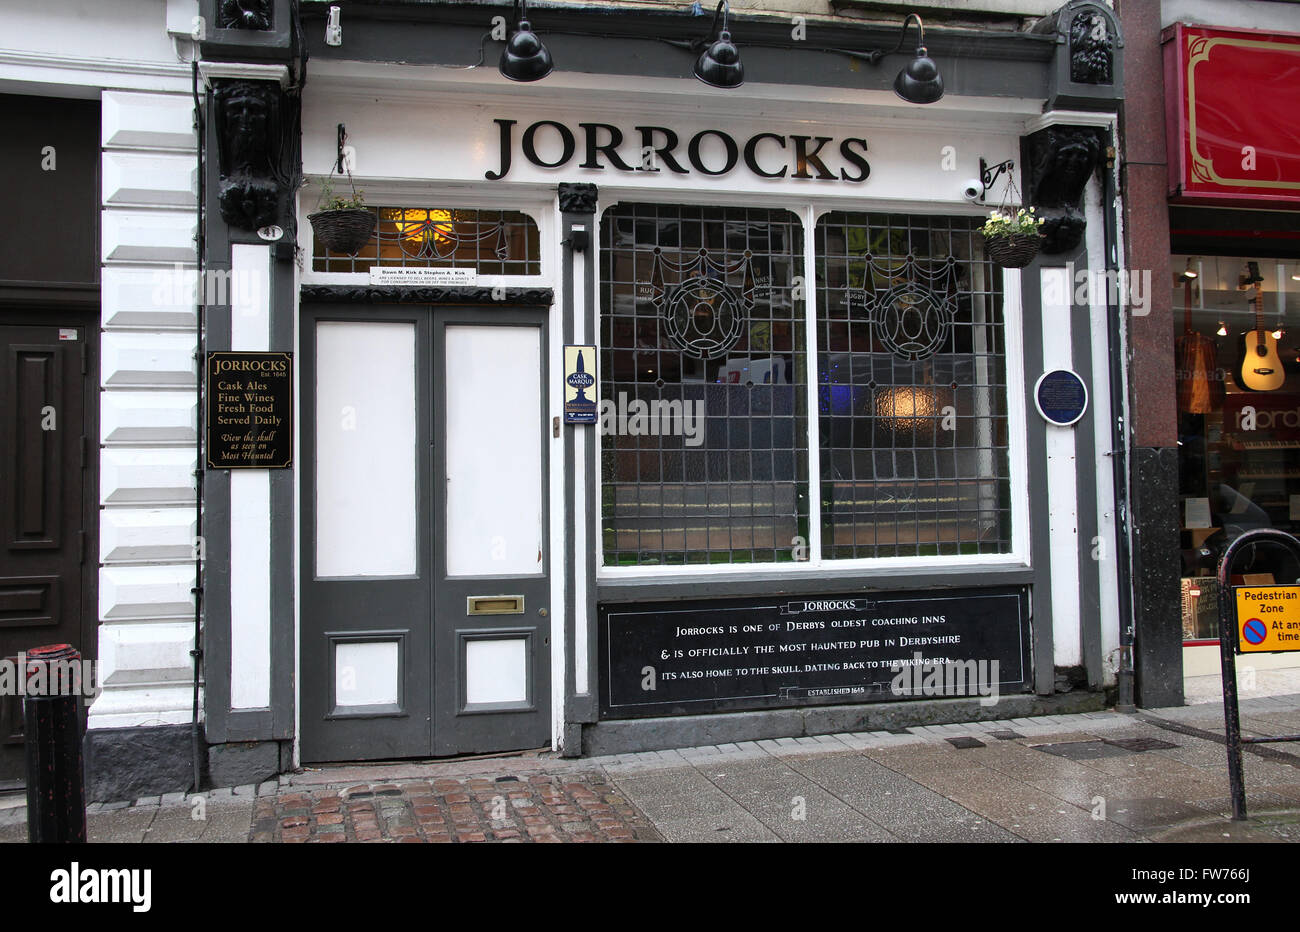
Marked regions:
[1234,587,1300,653]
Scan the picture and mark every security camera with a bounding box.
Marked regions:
[962,180,983,203]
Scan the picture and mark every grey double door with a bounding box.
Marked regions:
[300,305,550,762]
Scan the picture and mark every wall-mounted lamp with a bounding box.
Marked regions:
[500,0,553,82]
[831,14,943,104]
[694,2,744,89]
[1292,270,1300,282]
[1182,257,1199,280]
[1217,321,1228,337]
[325,5,342,47]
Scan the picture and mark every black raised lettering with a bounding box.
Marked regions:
[743,132,787,178]
[580,122,634,171]
[522,120,576,169]
[636,126,689,174]
[839,137,871,183]
[688,129,739,176]
[485,118,517,180]
[792,135,836,180]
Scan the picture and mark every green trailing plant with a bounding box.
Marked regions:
[316,174,366,211]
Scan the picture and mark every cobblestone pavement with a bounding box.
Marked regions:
[254,772,662,843]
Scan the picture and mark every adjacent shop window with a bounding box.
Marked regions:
[311,207,541,275]
[1174,256,1300,641]
[815,212,1012,558]
[599,204,808,566]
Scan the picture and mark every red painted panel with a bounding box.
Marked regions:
[1164,23,1300,207]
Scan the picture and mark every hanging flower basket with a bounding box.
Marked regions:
[984,231,1043,269]
[308,208,376,256]
[980,206,1045,269]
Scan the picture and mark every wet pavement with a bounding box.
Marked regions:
[3,694,1299,843]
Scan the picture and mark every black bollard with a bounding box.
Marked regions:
[23,644,88,843]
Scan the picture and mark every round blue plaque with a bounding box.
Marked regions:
[1034,369,1088,426]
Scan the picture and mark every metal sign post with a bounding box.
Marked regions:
[1216,527,1300,820]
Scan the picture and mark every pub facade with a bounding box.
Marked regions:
[2,0,1147,797]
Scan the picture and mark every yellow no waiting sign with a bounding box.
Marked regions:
[1235,587,1300,653]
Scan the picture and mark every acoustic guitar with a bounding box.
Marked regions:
[1235,261,1285,392]
[1176,272,1216,413]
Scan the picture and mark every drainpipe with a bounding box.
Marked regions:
[1103,141,1136,713]
[190,59,207,791]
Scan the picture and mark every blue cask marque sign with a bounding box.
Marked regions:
[564,345,597,424]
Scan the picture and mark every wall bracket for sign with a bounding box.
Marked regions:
[979,157,1015,203]
[1216,528,1300,821]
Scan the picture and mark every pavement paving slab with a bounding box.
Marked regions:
[695,756,896,843]
[613,768,776,843]
[5,695,1300,844]
[780,753,1023,843]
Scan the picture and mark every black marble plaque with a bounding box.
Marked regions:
[599,587,1031,718]
[206,351,293,469]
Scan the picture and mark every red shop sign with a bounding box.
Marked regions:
[1163,23,1300,207]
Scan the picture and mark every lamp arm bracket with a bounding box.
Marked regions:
[709,1,730,37]
[858,12,927,62]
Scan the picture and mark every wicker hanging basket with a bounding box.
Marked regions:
[308,208,376,256]
[984,231,1043,269]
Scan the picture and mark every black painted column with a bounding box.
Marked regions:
[558,183,598,756]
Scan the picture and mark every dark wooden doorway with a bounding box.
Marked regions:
[0,308,99,785]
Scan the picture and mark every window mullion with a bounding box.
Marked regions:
[802,203,823,570]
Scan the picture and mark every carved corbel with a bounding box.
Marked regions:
[1026,126,1106,255]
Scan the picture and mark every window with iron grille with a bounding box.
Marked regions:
[598,204,1014,570]
[815,212,1012,558]
[311,207,541,275]
[599,204,808,566]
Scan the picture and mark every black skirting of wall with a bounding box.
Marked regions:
[1130,446,1185,708]
[581,691,1109,756]
[85,726,284,802]
[85,725,195,803]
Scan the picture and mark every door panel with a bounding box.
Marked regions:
[300,306,550,763]
[0,324,89,782]
[299,313,433,762]
[434,319,550,755]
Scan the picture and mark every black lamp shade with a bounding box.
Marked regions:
[694,30,744,88]
[500,20,553,82]
[894,47,943,103]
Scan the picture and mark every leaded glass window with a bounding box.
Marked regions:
[815,212,1012,558]
[599,204,808,566]
[311,207,541,275]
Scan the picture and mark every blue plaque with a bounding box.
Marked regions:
[1035,369,1088,426]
